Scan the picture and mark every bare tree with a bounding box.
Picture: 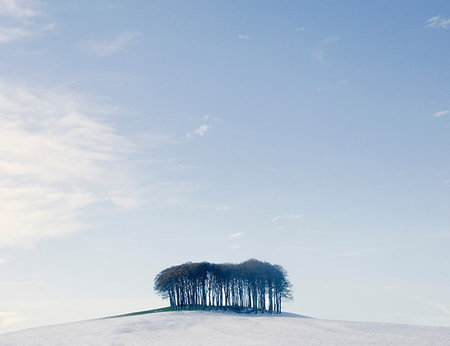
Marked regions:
[154,259,292,313]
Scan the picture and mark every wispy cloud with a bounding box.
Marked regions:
[216,206,231,211]
[433,110,449,117]
[317,80,348,93]
[0,258,7,264]
[0,22,56,44]
[229,232,243,239]
[270,213,303,222]
[186,124,211,138]
[0,1,54,44]
[311,36,340,64]
[426,16,450,29]
[316,85,330,93]
[0,26,33,42]
[79,32,141,57]
[0,0,40,19]
[42,22,56,31]
[0,79,142,248]
[237,34,250,40]
[194,124,211,136]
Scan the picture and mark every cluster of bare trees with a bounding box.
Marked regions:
[154,259,292,313]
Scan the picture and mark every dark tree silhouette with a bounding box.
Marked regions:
[154,259,292,313]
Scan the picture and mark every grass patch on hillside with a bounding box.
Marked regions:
[103,306,277,319]
[102,307,173,319]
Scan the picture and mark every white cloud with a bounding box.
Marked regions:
[0,79,141,248]
[316,85,330,93]
[230,244,240,249]
[79,32,141,57]
[216,206,231,211]
[321,36,340,45]
[0,1,53,44]
[317,80,348,93]
[433,110,449,117]
[0,22,55,44]
[311,36,340,64]
[311,49,325,63]
[0,0,40,19]
[229,232,243,239]
[426,16,450,29]
[0,26,34,43]
[296,27,305,31]
[42,22,56,31]
[270,213,303,222]
[195,124,211,136]
[186,124,211,138]
[0,258,7,264]
[237,34,250,40]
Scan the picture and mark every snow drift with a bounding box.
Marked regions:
[0,310,449,345]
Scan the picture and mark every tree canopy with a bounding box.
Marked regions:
[154,259,292,313]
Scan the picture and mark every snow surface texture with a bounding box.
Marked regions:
[0,311,449,346]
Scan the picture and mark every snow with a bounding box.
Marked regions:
[0,310,449,345]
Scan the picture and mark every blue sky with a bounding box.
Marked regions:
[1,0,450,332]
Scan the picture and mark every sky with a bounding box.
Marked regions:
[0,0,450,333]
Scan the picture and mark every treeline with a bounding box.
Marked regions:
[154,259,292,313]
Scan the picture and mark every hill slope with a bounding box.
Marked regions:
[0,310,449,346]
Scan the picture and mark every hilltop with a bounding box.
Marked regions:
[0,309,449,345]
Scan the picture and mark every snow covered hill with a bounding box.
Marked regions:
[0,310,449,346]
